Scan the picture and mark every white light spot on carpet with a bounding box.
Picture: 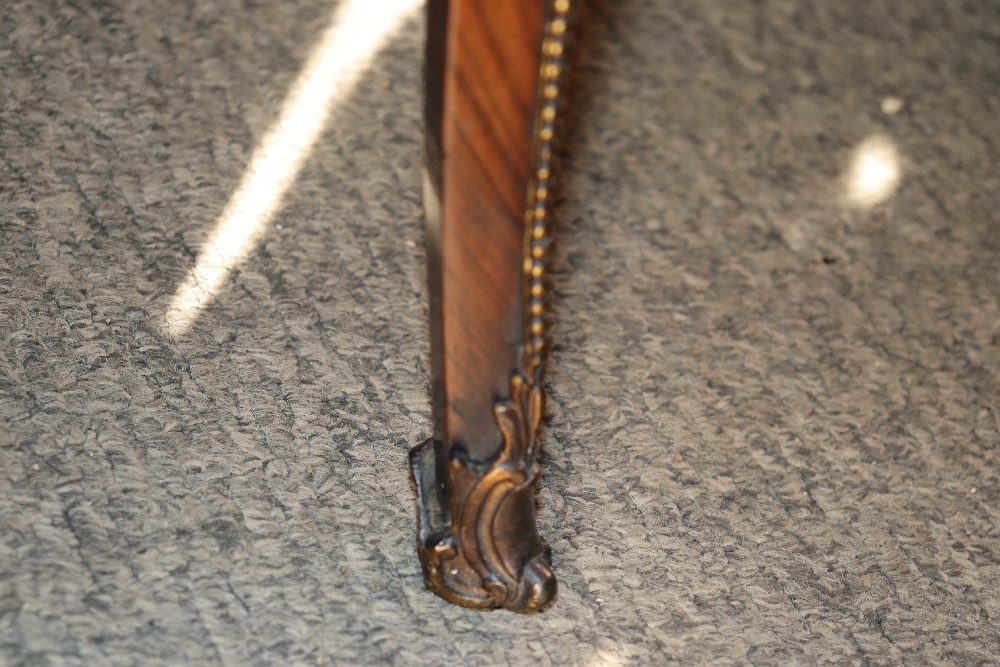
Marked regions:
[164,0,422,336]
[587,650,624,667]
[845,135,901,208]
[881,96,905,115]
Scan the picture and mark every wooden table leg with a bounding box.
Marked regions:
[410,0,571,612]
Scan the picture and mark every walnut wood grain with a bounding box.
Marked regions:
[430,0,544,461]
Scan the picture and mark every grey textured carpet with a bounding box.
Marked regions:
[2,0,999,664]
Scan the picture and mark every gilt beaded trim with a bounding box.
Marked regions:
[522,0,570,376]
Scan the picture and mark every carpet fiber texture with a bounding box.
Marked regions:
[2,0,1000,665]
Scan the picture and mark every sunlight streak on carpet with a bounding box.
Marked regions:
[164,0,423,335]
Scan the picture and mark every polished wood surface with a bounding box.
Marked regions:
[426,0,544,461]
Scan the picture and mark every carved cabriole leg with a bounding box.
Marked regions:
[411,0,571,612]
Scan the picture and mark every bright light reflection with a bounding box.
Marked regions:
[164,0,423,336]
[845,134,901,208]
[588,650,624,667]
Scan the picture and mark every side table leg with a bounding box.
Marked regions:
[410,0,571,612]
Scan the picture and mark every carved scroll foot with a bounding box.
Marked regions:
[409,370,557,613]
